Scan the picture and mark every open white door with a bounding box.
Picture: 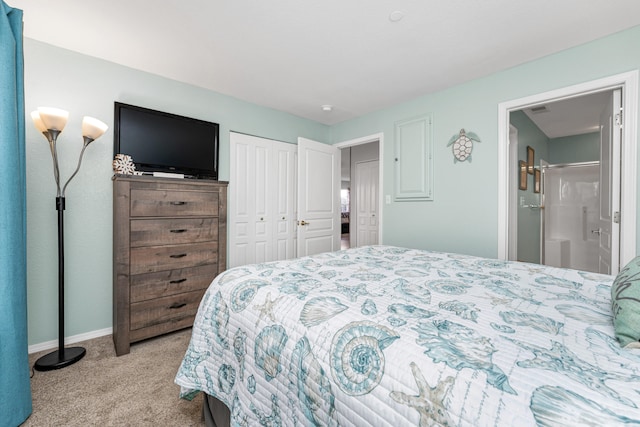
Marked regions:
[297,137,341,256]
[597,89,622,274]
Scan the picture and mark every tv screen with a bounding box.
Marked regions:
[114,102,219,179]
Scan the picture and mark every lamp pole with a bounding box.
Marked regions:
[31,108,108,371]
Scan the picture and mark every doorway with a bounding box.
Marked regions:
[511,90,615,273]
[498,71,638,275]
[336,133,384,249]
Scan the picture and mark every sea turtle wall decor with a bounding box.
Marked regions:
[447,129,481,163]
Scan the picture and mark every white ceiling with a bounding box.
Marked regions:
[10,0,640,125]
[522,91,614,139]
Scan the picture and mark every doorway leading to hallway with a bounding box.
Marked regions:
[498,71,638,275]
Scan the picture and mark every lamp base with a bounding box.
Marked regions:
[34,346,86,371]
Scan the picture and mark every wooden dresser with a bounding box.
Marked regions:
[112,175,227,356]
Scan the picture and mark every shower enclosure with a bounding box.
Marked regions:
[541,162,600,272]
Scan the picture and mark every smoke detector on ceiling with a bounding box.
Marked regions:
[389,10,405,22]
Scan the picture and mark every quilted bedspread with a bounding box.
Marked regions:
[175,245,640,426]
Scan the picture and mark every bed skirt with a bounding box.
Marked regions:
[203,393,230,427]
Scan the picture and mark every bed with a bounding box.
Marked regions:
[175,245,640,426]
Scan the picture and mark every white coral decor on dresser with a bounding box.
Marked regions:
[112,153,141,175]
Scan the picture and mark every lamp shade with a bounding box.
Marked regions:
[30,110,48,133]
[37,107,69,132]
[82,116,109,141]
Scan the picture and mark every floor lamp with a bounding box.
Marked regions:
[31,107,108,371]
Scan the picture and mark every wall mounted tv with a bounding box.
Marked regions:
[114,102,219,179]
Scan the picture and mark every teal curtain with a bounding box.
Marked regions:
[0,2,31,426]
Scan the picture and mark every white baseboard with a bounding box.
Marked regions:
[28,327,113,354]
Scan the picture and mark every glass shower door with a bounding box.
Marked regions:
[542,162,600,272]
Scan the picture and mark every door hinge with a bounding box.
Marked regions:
[615,109,623,127]
[614,211,621,224]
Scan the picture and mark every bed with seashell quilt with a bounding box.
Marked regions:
[174,245,640,426]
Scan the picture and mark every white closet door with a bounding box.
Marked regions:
[273,143,297,260]
[229,132,297,268]
[229,133,273,267]
[253,141,272,263]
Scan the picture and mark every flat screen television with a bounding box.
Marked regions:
[113,102,219,179]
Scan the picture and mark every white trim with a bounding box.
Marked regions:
[508,124,519,261]
[498,70,638,271]
[28,327,112,354]
[335,133,384,245]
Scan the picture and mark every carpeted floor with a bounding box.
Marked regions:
[23,329,203,426]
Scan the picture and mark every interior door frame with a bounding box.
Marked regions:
[334,133,384,246]
[508,124,519,261]
[497,70,638,273]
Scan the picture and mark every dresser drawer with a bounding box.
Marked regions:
[130,218,218,247]
[130,315,197,343]
[130,189,219,217]
[130,242,217,274]
[129,289,205,339]
[130,264,218,302]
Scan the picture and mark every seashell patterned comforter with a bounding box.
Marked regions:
[175,245,640,426]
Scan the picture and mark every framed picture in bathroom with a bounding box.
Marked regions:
[519,160,527,190]
[534,168,541,193]
[527,146,535,174]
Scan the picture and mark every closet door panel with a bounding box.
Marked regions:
[230,133,271,266]
[254,144,272,261]
[230,132,296,267]
[273,143,297,261]
[230,138,252,267]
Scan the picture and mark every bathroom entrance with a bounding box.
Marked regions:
[500,71,637,275]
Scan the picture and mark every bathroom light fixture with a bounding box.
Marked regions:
[321,105,333,112]
[31,107,108,371]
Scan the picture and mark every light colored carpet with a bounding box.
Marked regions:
[23,329,203,426]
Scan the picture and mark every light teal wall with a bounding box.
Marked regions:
[24,39,328,346]
[549,132,600,164]
[510,111,549,264]
[25,24,640,347]
[330,25,640,260]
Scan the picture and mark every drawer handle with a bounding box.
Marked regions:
[170,201,186,206]
[169,302,186,309]
[170,229,188,233]
[169,278,187,284]
[169,253,187,259]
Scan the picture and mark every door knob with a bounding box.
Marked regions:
[299,220,310,226]
[591,229,601,235]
